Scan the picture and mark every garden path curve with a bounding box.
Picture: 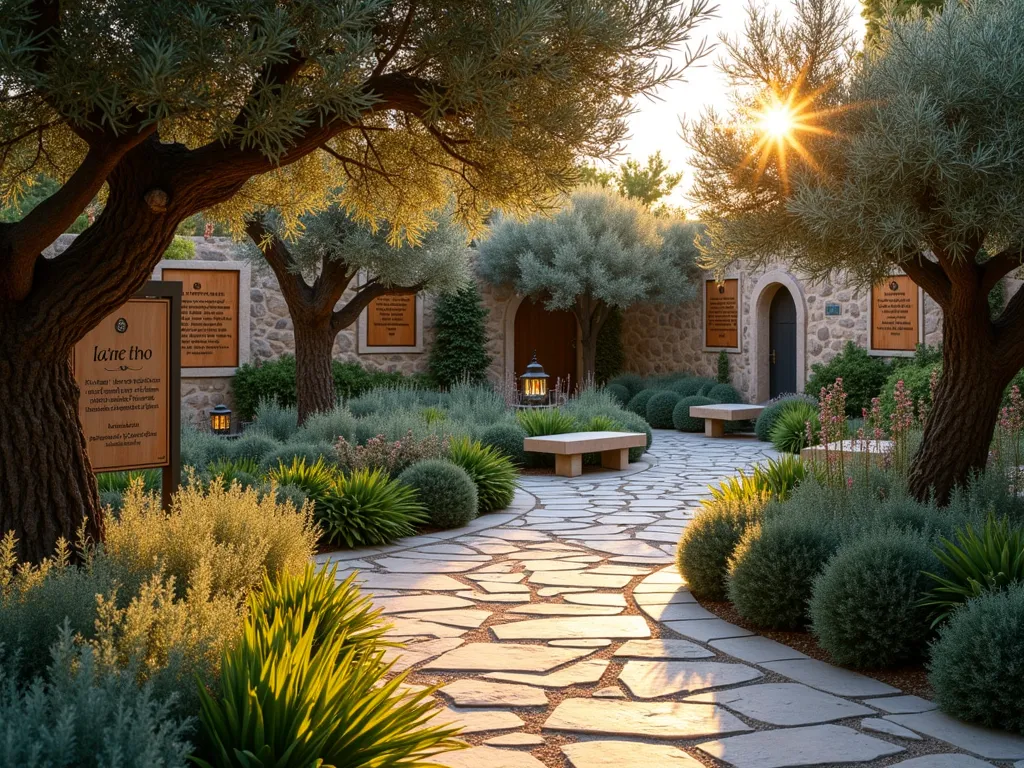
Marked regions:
[317,430,1024,768]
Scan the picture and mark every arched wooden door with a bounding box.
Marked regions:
[769,286,798,398]
[514,298,578,391]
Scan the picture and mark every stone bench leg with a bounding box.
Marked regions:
[555,453,583,478]
[601,447,630,471]
[705,418,725,438]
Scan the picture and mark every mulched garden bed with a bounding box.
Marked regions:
[694,597,934,700]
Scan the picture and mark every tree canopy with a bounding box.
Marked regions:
[477,186,699,378]
[579,151,683,210]
[688,0,1024,500]
[242,205,468,420]
[0,0,716,561]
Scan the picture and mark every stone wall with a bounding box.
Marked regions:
[621,262,947,403]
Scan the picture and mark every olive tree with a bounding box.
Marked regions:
[0,0,714,560]
[243,207,469,422]
[688,0,1024,501]
[477,186,699,380]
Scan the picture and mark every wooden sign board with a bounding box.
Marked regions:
[73,298,172,472]
[871,275,921,354]
[705,278,740,349]
[161,267,240,368]
[366,290,417,347]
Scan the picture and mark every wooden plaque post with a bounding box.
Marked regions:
[73,281,181,509]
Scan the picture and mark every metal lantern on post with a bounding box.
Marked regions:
[520,352,550,406]
[210,404,232,436]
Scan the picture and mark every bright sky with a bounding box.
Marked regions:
[620,0,866,210]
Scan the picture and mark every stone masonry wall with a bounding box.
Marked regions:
[621,262,947,403]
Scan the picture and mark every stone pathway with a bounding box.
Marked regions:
[317,430,1024,768]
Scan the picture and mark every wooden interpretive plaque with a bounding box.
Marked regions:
[161,267,240,368]
[366,290,417,347]
[871,275,920,353]
[705,278,740,349]
[73,298,171,472]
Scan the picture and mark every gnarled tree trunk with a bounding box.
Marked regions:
[907,280,1013,503]
[293,318,338,423]
[0,336,103,562]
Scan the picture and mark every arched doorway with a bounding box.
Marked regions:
[769,287,798,398]
[513,298,578,390]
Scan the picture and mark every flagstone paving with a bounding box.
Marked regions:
[318,430,1024,767]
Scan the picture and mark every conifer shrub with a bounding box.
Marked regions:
[717,349,730,384]
[929,584,1024,734]
[398,460,478,529]
[676,495,768,600]
[727,516,842,629]
[428,283,492,388]
[626,388,661,417]
[809,532,938,668]
[480,422,529,466]
[447,437,518,513]
[754,393,818,442]
[646,390,681,429]
[672,395,713,432]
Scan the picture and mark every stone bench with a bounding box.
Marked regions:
[523,431,647,478]
[688,403,765,438]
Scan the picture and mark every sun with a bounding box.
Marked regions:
[740,82,841,191]
[757,103,797,140]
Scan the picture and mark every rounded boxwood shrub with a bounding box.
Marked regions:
[626,388,661,417]
[809,533,938,668]
[230,432,281,463]
[707,383,742,403]
[770,401,820,454]
[480,422,529,467]
[754,394,817,442]
[608,372,645,399]
[728,516,842,629]
[605,383,631,406]
[929,585,1024,734]
[398,459,478,529]
[672,377,717,397]
[646,391,681,429]
[672,395,714,432]
[677,497,767,600]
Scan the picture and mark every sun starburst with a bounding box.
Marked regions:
[741,79,843,191]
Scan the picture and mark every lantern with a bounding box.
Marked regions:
[519,352,550,406]
[210,404,232,435]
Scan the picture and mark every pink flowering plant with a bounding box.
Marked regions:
[816,378,849,488]
[889,379,915,474]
